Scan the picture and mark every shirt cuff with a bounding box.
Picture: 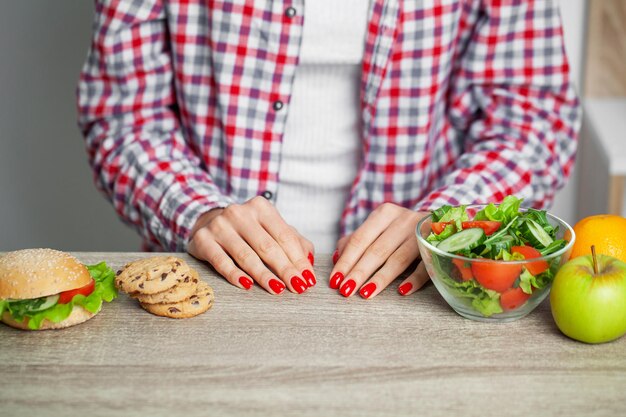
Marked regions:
[154,182,235,252]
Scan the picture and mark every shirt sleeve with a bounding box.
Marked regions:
[77,0,233,251]
[414,0,581,213]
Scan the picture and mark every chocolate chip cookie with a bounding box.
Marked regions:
[115,256,190,295]
[140,280,214,319]
[133,268,200,305]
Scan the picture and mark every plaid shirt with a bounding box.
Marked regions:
[78,0,580,252]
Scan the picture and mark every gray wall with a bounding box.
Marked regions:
[0,1,141,251]
[0,1,585,252]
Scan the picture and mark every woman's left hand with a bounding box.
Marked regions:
[329,203,430,299]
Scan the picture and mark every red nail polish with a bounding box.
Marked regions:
[340,279,356,297]
[239,276,253,290]
[332,250,339,264]
[359,282,377,299]
[398,282,413,296]
[308,252,315,266]
[269,279,285,294]
[291,276,307,294]
[302,269,316,287]
[329,272,344,289]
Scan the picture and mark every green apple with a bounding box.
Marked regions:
[551,253,626,343]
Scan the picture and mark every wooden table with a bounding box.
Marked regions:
[1,253,625,417]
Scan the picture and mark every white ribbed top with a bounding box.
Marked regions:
[276,0,369,252]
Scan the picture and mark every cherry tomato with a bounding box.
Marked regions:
[58,279,95,304]
[431,221,453,235]
[461,221,501,235]
[500,287,531,311]
[511,246,549,275]
[452,258,473,281]
[471,261,522,292]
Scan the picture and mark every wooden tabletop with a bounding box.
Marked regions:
[1,252,625,417]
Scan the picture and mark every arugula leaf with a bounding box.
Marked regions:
[521,208,556,238]
[540,239,567,256]
[4,262,117,330]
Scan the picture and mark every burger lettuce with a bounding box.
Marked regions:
[0,262,117,330]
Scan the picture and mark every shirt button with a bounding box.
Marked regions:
[261,190,273,200]
[272,100,284,111]
[284,7,297,18]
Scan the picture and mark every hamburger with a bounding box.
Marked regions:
[0,248,117,330]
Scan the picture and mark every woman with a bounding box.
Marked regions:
[78,0,580,298]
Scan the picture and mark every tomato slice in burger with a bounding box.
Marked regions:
[471,260,522,293]
[58,279,95,304]
[461,221,501,236]
[511,245,549,275]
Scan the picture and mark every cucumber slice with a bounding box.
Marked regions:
[437,228,486,253]
[519,219,553,248]
[25,295,59,312]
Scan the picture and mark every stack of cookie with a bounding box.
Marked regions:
[115,256,214,319]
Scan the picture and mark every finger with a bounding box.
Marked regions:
[260,221,316,288]
[208,217,286,295]
[332,234,350,265]
[292,226,315,267]
[356,238,420,299]
[188,228,256,291]
[330,207,396,293]
[228,213,308,294]
[398,262,430,296]
[343,217,418,298]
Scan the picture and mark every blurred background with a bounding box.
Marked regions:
[0,0,621,252]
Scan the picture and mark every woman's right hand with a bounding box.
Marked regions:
[188,196,316,295]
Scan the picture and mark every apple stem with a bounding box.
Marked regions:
[591,245,599,275]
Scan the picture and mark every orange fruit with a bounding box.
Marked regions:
[569,214,626,262]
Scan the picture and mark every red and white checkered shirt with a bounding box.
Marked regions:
[77,0,581,251]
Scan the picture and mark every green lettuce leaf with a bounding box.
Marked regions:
[474,196,523,225]
[4,262,117,330]
[438,206,469,231]
[432,255,503,317]
[0,299,6,317]
[519,267,554,295]
[431,206,452,222]
[426,223,456,243]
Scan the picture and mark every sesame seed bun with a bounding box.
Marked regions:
[1,305,97,330]
[0,249,93,300]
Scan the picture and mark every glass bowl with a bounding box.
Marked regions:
[416,205,575,322]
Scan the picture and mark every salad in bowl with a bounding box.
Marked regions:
[416,196,575,322]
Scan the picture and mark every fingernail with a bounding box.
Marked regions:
[359,282,377,299]
[239,276,253,290]
[308,252,315,266]
[340,279,356,297]
[269,279,285,294]
[291,276,307,294]
[398,282,413,296]
[302,269,316,287]
[329,272,344,289]
[332,250,339,264]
